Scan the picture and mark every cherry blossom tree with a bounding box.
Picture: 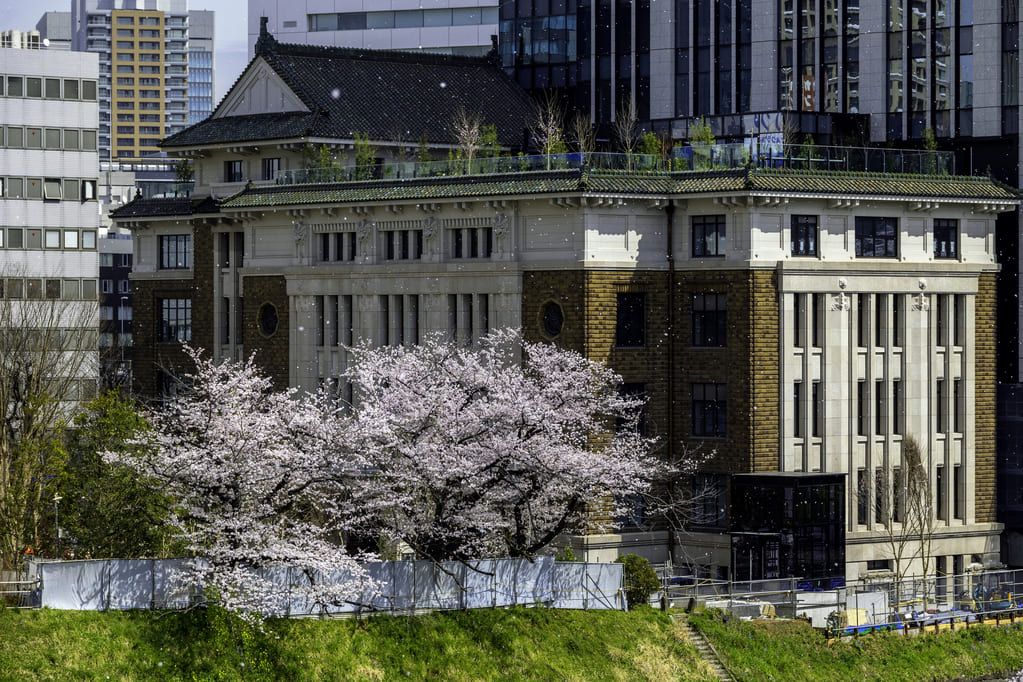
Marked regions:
[340,332,658,562]
[105,347,372,618]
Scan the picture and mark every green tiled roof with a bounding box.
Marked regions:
[215,168,1018,210]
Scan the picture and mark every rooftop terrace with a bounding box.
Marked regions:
[273,144,959,186]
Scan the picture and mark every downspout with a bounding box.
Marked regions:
[665,201,676,565]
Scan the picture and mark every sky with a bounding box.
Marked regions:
[1,0,251,103]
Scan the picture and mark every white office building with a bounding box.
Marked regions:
[0,43,101,398]
[248,0,499,58]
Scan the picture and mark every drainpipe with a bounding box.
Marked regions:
[665,201,676,565]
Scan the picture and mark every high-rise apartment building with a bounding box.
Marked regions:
[248,0,499,58]
[187,9,214,125]
[70,0,214,163]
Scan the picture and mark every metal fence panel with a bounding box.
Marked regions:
[107,559,154,610]
[40,560,108,610]
[551,562,587,609]
[462,560,497,609]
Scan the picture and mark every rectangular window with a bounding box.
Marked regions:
[937,378,946,432]
[692,215,726,257]
[892,467,904,523]
[43,179,62,200]
[812,293,822,348]
[937,465,946,520]
[791,215,818,256]
[692,293,726,346]
[224,160,243,183]
[794,293,805,348]
[954,294,963,347]
[64,231,79,249]
[875,379,885,434]
[875,467,885,524]
[7,126,24,148]
[616,292,646,347]
[794,382,803,438]
[857,469,868,525]
[44,129,61,149]
[45,279,61,299]
[954,379,962,433]
[857,380,866,436]
[45,229,61,249]
[692,383,727,437]
[160,234,192,269]
[45,78,61,99]
[873,293,886,347]
[160,298,192,342]
[937,295,946,346]
[855,216,898,258]
[812,381,822,437]
[63,179,81,201]
[893,380,903,435]
[64,129,80,150]
[892,295,903,347]
[934,219,958,259]
[954,464,962,520]
[262,157,281,180]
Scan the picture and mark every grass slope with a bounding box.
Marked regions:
[0,606,716,682]
[692,609,1023,681]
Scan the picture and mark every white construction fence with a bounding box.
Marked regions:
[21,556,626,614]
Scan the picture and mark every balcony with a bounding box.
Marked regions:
[274,145,958,186]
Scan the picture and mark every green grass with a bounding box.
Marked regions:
[691,608,1023,681]
[0,605,717,682]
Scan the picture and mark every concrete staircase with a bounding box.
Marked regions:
[673,614,735,682]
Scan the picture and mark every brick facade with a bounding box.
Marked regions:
[523,267,782,486]
[241,275,290,391]
[976,272,998,523]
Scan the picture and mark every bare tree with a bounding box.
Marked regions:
[641,443,719,566]
[452,106,483,171]
[861,434,935,610]
[570,111,596,155]
[613,96,639,158]
[530,91,567,163]
[0,280,98,570]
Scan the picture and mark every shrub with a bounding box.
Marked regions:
[616,554,660,609]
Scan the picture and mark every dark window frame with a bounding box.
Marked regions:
[691,214,727,257]
[616,292,646,347]
[692,292,727,346]
[791,214,818,256]
[159,234,192,269]
[692,382,727,438]
[159,298,192,343]
[855,216,898,258]
[934,218,958,259]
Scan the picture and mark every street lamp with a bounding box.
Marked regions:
[119,295,128,368]
[53,494,62,558]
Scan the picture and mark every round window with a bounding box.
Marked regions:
[541,301,564,338]
[258,302,279,337]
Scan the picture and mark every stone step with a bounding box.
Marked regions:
[672,614,734,682]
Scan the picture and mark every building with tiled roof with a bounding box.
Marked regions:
[114,136,1018,584]
[160,18,535,169]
